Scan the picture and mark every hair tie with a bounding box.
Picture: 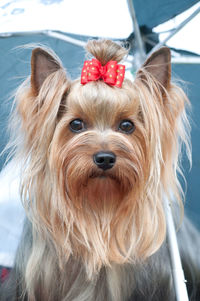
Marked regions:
[81,58,125,88]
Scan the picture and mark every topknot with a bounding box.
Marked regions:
[85,39,128,66]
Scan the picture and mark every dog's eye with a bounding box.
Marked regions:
[70,119,85,132]
[118,120,135,134]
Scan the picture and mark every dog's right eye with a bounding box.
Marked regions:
[118,120,135,134]
[70,119,86,133]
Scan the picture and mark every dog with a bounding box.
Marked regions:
[0,39,200,300]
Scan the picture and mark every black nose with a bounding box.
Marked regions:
[93,151,116,170]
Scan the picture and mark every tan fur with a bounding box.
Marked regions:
[7,40,190,300]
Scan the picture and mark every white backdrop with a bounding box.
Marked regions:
[0,0,199,53]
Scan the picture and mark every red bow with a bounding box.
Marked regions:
[81,58,125,88]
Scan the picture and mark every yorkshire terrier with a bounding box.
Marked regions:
[1,39,200,300]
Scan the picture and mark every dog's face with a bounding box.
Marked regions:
[17,41,188,278]
[50,80,144,206]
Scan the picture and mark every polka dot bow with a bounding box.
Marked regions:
[81,58,125,88]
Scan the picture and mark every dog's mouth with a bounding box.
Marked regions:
[91,174,107,179]
[89,171,118,181]
[88,170,124,191]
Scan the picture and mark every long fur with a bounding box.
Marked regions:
[1,39,199,300]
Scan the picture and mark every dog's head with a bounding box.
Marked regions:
[16,40,190,278]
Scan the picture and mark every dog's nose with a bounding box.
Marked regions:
[93,152,116,170]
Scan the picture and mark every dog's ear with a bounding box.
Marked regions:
[31,47,62,95]
[137,47,171,91]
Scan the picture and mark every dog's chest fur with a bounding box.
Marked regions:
[14,220,174,301]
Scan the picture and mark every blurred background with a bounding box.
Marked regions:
[0,0,200,267]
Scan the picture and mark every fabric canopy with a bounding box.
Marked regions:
[133,0,199,28]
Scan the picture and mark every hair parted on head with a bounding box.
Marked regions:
[85,39,128,66]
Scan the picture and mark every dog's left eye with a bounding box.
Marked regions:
[118,120,135,134]
[70,119,86,132]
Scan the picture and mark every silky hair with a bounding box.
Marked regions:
[4,40,191,300]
